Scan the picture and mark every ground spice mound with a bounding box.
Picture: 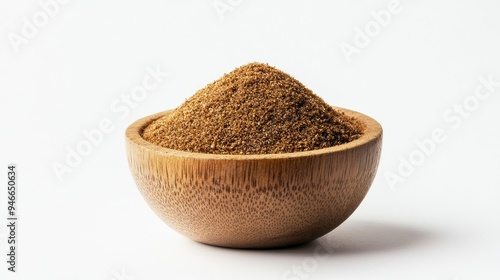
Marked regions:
[142,63,364,155]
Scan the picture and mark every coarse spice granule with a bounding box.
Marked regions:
[142,62,364,155]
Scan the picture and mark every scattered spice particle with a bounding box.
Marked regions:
[142,62,364,154]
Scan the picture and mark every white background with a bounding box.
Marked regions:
[1,0,499,279]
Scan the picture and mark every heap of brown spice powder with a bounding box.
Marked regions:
[142,63,364,155]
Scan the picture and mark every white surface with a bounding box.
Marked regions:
[1,0,500,279]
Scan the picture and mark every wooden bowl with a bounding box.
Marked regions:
[125,107,382,248]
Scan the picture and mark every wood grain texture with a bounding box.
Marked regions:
[125,107,382,248]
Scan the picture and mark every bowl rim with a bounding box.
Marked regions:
[125,107,382,160]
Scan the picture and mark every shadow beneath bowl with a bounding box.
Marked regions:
[265,219,439,256]
[325,220,438,255]
[178,219,442,279]
[187,219,440,258]
[191,219,437,255]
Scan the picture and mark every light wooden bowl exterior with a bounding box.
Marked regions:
[126,107,382,248]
